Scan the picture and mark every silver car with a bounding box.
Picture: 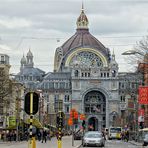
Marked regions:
[82,131,105,147]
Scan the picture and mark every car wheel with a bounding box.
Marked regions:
[143,142,146,146]
[101,143,105,147]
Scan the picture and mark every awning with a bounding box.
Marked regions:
[25,118,43,129]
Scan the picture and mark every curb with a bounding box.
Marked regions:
[129,141,142,146]
[76,144,82,148]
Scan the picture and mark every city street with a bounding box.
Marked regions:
[80,140,143,148]
[0,136,144,148]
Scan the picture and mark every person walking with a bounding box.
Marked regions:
[41,130,47,143]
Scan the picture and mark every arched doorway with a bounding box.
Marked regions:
[84,90,106,130]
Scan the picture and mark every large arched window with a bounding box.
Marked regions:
[84,91,106,114]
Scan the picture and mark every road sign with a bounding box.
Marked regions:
[24,92,39,115]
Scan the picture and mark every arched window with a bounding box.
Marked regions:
[112,70,116,77]
[74,70,79,77]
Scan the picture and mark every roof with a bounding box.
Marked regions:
[61,29,109,57]
[44,72,71,80]
[18,67,45,76]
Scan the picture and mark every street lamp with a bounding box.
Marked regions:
[122,50,145,56]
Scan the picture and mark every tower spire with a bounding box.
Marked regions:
[82,0,84,12]
[76,2,89,29]
[112,49,115,60]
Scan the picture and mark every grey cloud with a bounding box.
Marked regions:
[0,0,148,73]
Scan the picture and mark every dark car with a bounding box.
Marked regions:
[143,134,148,146]
[74,130,83,140]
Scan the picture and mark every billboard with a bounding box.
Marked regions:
[9,116,16,127]
[138,86,148,104]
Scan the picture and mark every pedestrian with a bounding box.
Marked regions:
[125,130,129,142]
[48,131,51,141]
[37,131,41,141]
[121,131,124,141]
[41,130,47,143]
[101,129,106,141]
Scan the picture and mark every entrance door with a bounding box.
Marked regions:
[88,117,98,131]
[84,91,106,128]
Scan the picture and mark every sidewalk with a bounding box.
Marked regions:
[129,140,143,146]
[0,136,82,148]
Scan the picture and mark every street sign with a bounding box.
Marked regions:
[24,92,39,115]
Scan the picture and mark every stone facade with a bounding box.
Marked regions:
[46,7,120,130]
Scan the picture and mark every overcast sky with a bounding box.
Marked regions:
[0,0,148,74]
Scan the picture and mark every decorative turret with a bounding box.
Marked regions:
[110,50,118,77]
[20,54,26,71]
[76,3,89,29]
[26,49,34,68]
[27,49,33,57]
[21,54,26,64]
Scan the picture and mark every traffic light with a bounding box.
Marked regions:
[82,120,86,129]
[56,111,65,128]
[24,92,39,115]
[73,118,78,124]
[57,128,63,140]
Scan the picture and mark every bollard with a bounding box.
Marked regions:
[32,137,36,148]
[58,140,62,148]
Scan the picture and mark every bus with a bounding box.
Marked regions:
[108,127,122,140]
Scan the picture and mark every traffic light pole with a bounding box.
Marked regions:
[57,127,62,148]
[72,124,74,146]
[24,91,39,148]
[57,111,64,148]
[28,92,36,148]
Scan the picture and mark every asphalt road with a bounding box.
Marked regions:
[80,140,144,148]
[0,137,146,148]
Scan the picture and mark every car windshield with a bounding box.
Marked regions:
[110,128,121,133]
[86,133,101,138]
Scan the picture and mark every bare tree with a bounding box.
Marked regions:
[123,36,148,72]
[0,67,12,115]
[134,36,148,57]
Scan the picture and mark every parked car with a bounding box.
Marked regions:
[74,130,83,140]
[143,134,148,146]
[82,131,105,147]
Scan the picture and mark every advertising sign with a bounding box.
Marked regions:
[128,98,134,110]
[138,86,148,104]
[9,116,16,127]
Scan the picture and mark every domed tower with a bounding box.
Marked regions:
[53,5,120,130]
[26,49,34,68]
[54,5,111,72]
[20,54,26,71]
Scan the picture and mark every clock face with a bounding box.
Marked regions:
[69,51,103,67]
[92,69,98,76]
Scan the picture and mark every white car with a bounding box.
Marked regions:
[82,131,105,147]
